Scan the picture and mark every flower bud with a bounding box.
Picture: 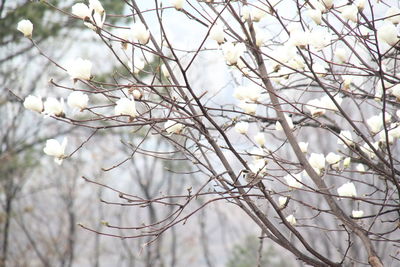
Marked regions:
[115,98,137,118]
[67,91,89,111]
[44,97,64,117]
[67,58,92,80]
[23,95,43,113]
[337,182,357,197]
[17,19,33,37]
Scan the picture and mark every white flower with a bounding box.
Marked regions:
[352,210,364,218]
[288,29,310,47]
[233,85,261,102]
[131,21,150,45]
[241,5,251,21]
[238,102,257,115]
[361,142,378,159]
[389,123,400,138]
[309,30,331,51]
[309,153,325,172]
[286,214,297,226]
[337,130,353,146]
[356,163,365,172]
[255,28,268,47]
[209,24,225,44]
[337,182,357,197]
[115,98,137,117]
[164,120,185,134]
[326,152,341,165]
[171,0,184,10]
[355,0,365,10]
[132,89,142,100]
[284,172,303,189]
[23,95,43,113]
[275,115,294,131]
[312,63,328,77]
[367,115,383,134]
[335,48,348,63]
[72,3,91,19]
[306,98,325,117]
[385,8,400,25]
[299,142,308,153]
[44,97,64,116]
[249,158,268,175]
[307,9,322,25]
[340,5,358,23]
[235,122,249,134]
[84,11,106,30]
[17,19,33,37]
[254,132,266,147]
[161,64,170,79]
[343,157,351,168]
[129,58,145,75]
[43,138,67,165]
[89,0,104,14]
[67,91,89,111]
[67,58,92,80]
[278,196,288,208]
[251,5,267,22]
[392,84,400,100]
[320,0,333,9]
[320,95,342,111]
[379,131,394,144]
[377,23,399,46]
[221,42,245,65]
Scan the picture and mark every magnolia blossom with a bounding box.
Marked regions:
[43,138,67,165]
[307,9,322,25]
[337,130,353,146]
[23,95,43,113]
[288,29,310,47]
[164,120,185,134]
[275,115,294,131]
[309,30,331,51]
[249,158,268,175]
[392,84,400,100]
[89,0,104,14]
[235,122,249,134]
[355,0,365,10]
[312,63,328,77]
[343,157,351,168]
[352,210,364,218]
[131,89,142,100]
[209,24,225,44]
[131,21,150,45]
[161,64,171,79]
[255,29,268,47]
[284,173,303,189]
[44,97,64,116]
[67,58,92,80]
[17,19,33,37]
[306,98,325,117]
[238,102,257,115]
[251,5,267,22]
[72,3,91,19]
[67,91,89,111]
[379,131,394,144]
[361,143,378,159]
[241,5,251,21]
[356,163,365,172]
[320,95,342,111]
[385,7,400,25]
[320,0,333,9]
[377,23,399,46]
[221,42,245,65]
[233,85,261,102]
[337,182,357,197]
[115,98,137,117]
[389,123,400,139]
[84,11,106,30]
[307,0,326,12]
[278,196,288,208]
[254,132,266,147]
[129,58,145,74]
[286,214,296,226]
[309,153,325,174]
[171,0,184,10]
[299,142,308,153]
[340,5,358,23]
[326,152,341,165]
[335,48,348,63]
[367,115,383,134]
